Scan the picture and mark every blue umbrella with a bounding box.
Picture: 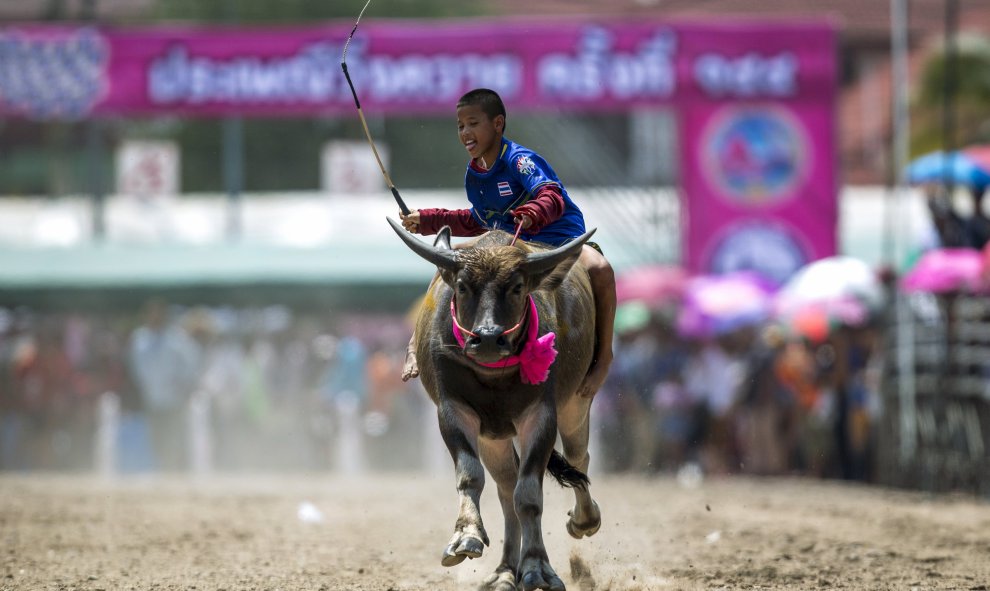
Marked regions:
[905,150,990,187]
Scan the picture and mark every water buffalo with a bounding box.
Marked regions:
[388,217,602,591]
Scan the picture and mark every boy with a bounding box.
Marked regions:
[399,88,615,399]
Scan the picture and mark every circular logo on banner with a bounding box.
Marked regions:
[708,221,808,285]
[702,105,808,206]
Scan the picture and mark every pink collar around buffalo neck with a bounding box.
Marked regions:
[450,295,558,385]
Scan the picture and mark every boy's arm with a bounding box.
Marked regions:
[511,185,565,233]
[418,207,486,236]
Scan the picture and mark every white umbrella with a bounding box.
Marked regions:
[774,256,884,323]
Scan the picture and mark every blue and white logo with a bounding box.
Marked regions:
[0,28,108,119]
[515,155,536,176]
[708,221,808,286]
[703,106,808,206]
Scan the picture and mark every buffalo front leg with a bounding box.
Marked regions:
[514,401,565,591]
[476,436,522,591]
[438,400,490,567]
[558,395,602,539]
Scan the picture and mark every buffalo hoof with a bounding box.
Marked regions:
[519,561,565,591]
[440,533,486,567]
[478,567,516,591]
[566,500,601,539]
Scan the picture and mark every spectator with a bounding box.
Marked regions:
[650,330,696,472]
[776,334,832,476]
[965,184,990,249]
[19,318,77,470]
[838,324,882,482]
[317,334,368,473]
[924,182,990,250]
[736,326,796,475]
[127,299,200,472]
[924,183,968,248]
[0,309,33,470]
[683,332,748,475]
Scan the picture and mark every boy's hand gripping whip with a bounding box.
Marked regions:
[341,1,524,243]
[341,0,410,215]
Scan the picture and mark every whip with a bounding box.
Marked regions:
[341,0,410,215]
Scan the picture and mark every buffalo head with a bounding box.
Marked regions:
[387,217,595,364]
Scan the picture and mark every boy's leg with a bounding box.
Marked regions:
[578,245,616,398]
[401,332,418,382]
[401,270,447,382]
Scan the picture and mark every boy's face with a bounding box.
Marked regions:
[456,104,504,161]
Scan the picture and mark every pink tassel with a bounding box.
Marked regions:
[519,332,557,385]
[451,294,558,385]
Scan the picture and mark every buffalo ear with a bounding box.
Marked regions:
[433,226,458,287]
[528,251,581,292]
[433,226,452,251]
[522,229,596,291]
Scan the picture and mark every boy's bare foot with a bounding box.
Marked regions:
[401,345,419,381]
[578,351,612,398]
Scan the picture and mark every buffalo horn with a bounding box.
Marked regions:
[386,217,459,272]
[522,228,597,275]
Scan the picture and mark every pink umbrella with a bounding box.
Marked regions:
[901,247,986,294]
[615,265,687,307]
[675,271,777,338]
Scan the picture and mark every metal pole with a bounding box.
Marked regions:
[223,118,243,240]
[941,0,960,196]
[81,0,105,241]
[222,0,243,241]
[892,0,917,464]
[86,121,105,240]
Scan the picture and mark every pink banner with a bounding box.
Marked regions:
[678,25,837,284]
[0,20,834,119]
[0,20,837,281]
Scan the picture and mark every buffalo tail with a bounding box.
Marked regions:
[546,449,590,489]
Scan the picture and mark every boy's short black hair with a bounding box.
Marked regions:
[457,88,506,124]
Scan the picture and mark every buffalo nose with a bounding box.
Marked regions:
[467,326,509,349]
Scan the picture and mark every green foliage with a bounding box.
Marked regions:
[911,34,990,155]
[153,0,485,23]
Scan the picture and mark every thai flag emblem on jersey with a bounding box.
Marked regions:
[498,181,512,197]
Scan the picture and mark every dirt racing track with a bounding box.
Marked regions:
[2,473,989,590]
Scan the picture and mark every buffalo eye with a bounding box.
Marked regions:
[456,281,468,295]
[511,282,524,296]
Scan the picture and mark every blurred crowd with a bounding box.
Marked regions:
[0,299,430,473]
[1,292,889,483]
[4,271,984,488]
[596,307,885,482]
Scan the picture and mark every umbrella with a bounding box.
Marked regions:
[775,256,883,312]
[963,145,990,175]
[676,271,777,339]
[774,256,883,333]
[905,149,990,187]
[615,264,687,308]
[780,297,871,342]
[901,247,985,294]
[614,300,652,335]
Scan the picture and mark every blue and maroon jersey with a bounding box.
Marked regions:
[464,138,586,247]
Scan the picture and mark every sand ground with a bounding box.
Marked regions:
[2,472,989,590]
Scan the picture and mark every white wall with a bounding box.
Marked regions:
[0,185,936,273]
